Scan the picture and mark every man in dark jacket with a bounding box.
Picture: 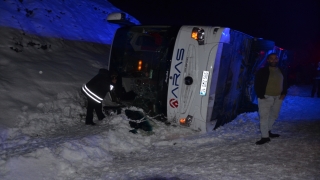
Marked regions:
[254,53,288,145]
[82,69,111,125]
[311,62,320,97]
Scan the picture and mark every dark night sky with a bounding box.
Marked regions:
[109,0,320,63]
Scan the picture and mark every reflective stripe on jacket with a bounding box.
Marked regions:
[82,84,103,103]
[82,68,111,103]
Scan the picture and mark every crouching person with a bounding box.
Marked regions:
[82,68,112,125]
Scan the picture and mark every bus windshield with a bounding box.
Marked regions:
[108,26,179,115]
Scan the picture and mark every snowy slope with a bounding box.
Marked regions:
[0,0,139,127]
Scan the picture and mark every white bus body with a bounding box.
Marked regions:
[106,13,290,132]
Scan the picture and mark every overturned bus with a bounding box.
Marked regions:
[106,13,291,132]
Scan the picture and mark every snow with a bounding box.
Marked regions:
[0,1,320,180]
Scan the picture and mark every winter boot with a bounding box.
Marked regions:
[85,122,96,126]
[269,131,280,138]
[255,138,271,145]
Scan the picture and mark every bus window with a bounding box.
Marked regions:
[108,26,180,115]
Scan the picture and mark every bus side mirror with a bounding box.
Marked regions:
[107,12,135,26]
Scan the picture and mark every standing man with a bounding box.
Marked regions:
[254,53,288,145]
[311,62,320,97]
[82,69,112,125]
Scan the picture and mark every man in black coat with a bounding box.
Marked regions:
[311,62,320,97]
[82,69,112,125]
[254,53,288,145]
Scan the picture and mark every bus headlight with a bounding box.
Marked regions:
[191,27,205,45]
[179,115,193,126]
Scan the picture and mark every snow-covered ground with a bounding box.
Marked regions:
[0,1,319,180]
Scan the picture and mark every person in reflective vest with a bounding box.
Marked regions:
[82,68,111,125]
